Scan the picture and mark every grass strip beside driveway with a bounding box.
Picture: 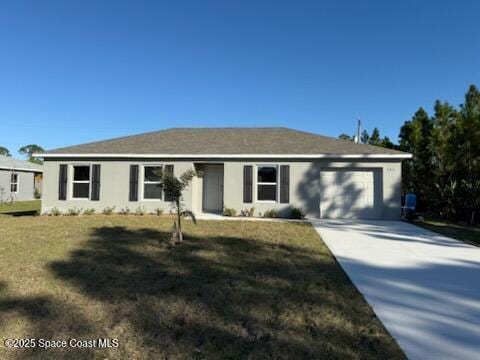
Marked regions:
[414,218,480,247]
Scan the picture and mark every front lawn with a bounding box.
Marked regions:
[0,216,403,359]
[0,200,41,215]
[414,218,480,247]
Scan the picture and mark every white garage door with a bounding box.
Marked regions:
[319,170,381,219]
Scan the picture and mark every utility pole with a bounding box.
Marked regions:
[356,119,361,143]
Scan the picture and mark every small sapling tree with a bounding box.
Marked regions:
[155,168,198,243]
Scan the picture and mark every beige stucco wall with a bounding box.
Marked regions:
[223,160,401,219]
[42,160,195,214]
[42,158,402,219]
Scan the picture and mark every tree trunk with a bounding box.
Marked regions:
[176,199,183,242]
[171,220,179,243]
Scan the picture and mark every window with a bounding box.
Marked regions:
[143,165,162,199]
[72,165,90,199]
[10,173,18,193]
[257,166,277,201]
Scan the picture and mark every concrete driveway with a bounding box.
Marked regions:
[310,220,480,360]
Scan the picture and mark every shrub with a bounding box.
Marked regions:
[102,206,115,215]
[290,207,305,219]
[223,207,237,217]
[263,209,279,218]
[154,208,164,216]
[135,206,146,215]
[66,207,82,216]
[34,188,41,199]
[119,207,131,215]
[50,207,62,216]
[239,207,255,217]
[83,208,96,215]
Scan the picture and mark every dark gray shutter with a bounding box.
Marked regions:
[280,165,290,203]
[129,165,139,201]
[243,165,253,203]
[58,164,68,200]
[164,165,174,201]
[91,164,101,201]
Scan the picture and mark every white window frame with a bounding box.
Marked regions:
[141,164,163,201]
[10,172,19,193]
[256,165,278,203]
[71,164,91,200]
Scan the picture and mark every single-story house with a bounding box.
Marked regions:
[36,127,411,219]
[0,155,43,202]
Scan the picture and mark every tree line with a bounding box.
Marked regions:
[339,84,480,224]
[0,144,44,164]
[339,128,395,149]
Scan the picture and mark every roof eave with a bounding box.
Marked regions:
[34,153,412,159]
[0,165,43,172]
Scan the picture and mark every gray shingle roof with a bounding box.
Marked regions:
[43,127,408,156]
[0,155,43,172]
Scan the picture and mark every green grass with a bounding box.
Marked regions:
[0,200,41,215]
[0,216,404,359]
[414,218,480,247]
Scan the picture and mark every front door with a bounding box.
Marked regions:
[202,165,224,213]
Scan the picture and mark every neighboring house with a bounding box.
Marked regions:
[36,127,411,219]
[0,155,43,202]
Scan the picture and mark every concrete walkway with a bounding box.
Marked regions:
[310,220,480,360]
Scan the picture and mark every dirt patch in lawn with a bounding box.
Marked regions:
[0,216,404,359]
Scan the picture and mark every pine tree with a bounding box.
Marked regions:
[399,120,415,194]
[431,100,458,217]
[338,133,354,141]
[399,108,434,210]
[18,144,44,164]
[368,128,381,146]
[457,85,480,223]
[0,146,10,156]
[360,130,370,144]
[379,136,395,149]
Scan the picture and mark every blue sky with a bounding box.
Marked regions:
[1,0,479,156]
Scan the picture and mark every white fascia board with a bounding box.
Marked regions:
[34,153,412,159]
[0,166,43,172]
